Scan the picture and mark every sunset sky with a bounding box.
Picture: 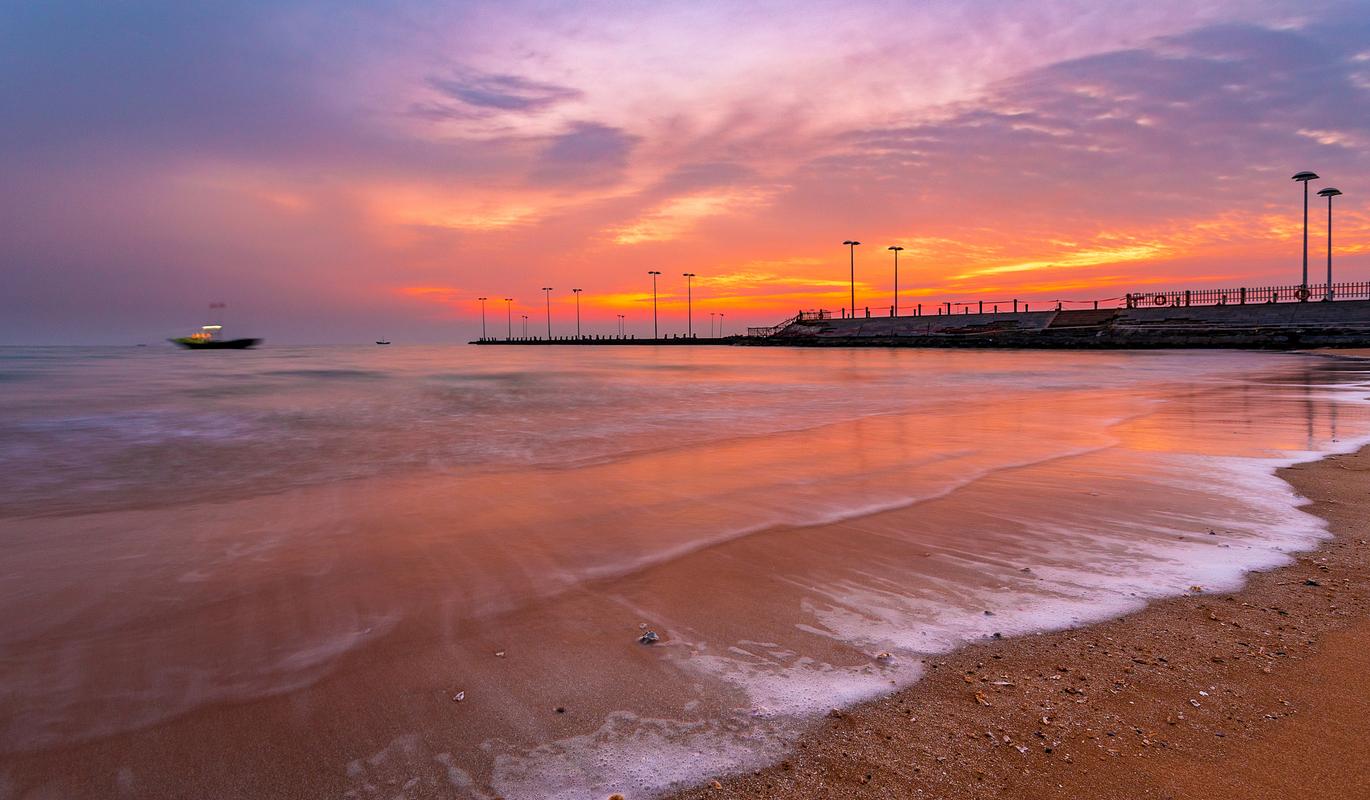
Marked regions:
[3,0,1368,343]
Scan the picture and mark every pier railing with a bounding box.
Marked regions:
[1125,282,1370,308]
[746,310,836,337]
[745,283,1370,337]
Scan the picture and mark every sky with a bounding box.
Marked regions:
[2,0,1368,344]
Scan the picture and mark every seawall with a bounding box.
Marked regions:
[745,300,1370,349]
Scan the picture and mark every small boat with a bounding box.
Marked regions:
[375,340,391,345]
[172,336,261,349]
[170,322,260,350]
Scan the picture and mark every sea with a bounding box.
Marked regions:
[2,344,1369,798]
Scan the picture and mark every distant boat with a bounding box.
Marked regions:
[375,339,391,345]
[171,334,261,350]
[170,321,260,350]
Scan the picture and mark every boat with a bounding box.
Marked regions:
[376,339,391,345]
[170,323,260,350]
[172,335,261,349]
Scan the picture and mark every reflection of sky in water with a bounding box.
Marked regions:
[0,346,1359,516]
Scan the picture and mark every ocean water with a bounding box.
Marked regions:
[2,345,1369,798]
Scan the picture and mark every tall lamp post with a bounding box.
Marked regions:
[647,270,661,339]
[887,246,904,317]
[571,288,582,337]
[682,273,696,337]
[504,298,513,340]
[617,314,625,336]
[477,296,488,340]
[718,312,725,337]
[541,287,553,338]
[1318,187,1343,300]
[843,240,861,317]
[520,314,528,338]
[710,311,716,338]
[1292,171,1320,297]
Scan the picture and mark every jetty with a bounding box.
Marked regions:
[471,283,1370,349]
[744,283,1370,349]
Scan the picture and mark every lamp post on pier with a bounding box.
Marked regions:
[477,297,488,340]
[520,314,528,338]
[682,273,696,337]
[1318,187,1343,300]
[842,240,861,317]
[718,312,725,337]
[710,311,716,338]
[541,287,553,337]
[571,288,582,337]
[647,270,661,339]
[504,298,513,340]
[1292,171,1320,297]
[617,314,625,336]
[887,246,904,317]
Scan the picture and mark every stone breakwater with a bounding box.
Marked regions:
[747,299,1370,349]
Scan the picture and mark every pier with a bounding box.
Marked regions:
[472,283,1370,349]
[744,287,1370,349]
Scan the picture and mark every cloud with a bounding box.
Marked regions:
[423,70,583,116]
[782,18,1370,236]
[609,187,778,244]
[529,122,638,186]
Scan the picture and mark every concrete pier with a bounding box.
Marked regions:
[744,299,1370,349]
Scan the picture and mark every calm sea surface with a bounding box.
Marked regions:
[2,345,1369,798]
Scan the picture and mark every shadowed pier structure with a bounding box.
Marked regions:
[474,284,1370,349]
[746,293,1370,349]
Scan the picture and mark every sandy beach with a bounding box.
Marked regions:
[669,444,1370,800]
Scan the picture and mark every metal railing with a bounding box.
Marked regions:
[746,310,836,337]
[745,283,1370,337]
[1125,282,1370,309]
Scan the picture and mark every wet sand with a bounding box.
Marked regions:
[669,445,1370,800]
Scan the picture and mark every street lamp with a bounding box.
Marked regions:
[1318,187,1343,300]
[1292,171,1320,297]
[718,312,725,337]
[477,297,488,340]
[541,287,553,338]
[571,288,582,338]
[617,314,625,336]
[710,311,716,338]
[842,240,861,317]
[887,246,904,317]
[647,270,661,339]
[682,273,696,337]
[521,314,528,338]
[504,298,513,340]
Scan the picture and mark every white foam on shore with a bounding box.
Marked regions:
[484,414,1370,800]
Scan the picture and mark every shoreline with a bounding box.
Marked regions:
[666,445,1370,799]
